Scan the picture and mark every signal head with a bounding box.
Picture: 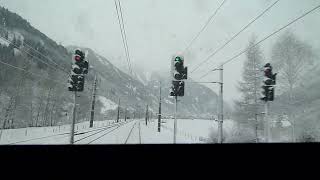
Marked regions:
[175,56,182,62]
[74,55,81,62]
[75,49,85,60]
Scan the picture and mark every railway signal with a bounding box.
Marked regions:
[169,54,188,144]
[260,63,277,102]
[170,80,185,97]
[170,54,187,97]
[260,63,277,143]
[68,49,88,92]
[171,55,187,81]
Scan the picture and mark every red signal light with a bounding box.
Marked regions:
[74,55,81,62]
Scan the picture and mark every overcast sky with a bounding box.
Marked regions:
[1,0,320,105]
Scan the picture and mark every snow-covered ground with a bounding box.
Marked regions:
[0,118,236,145]
[160,119,237,143]
[0,120,119,145]
[98,96,118,114]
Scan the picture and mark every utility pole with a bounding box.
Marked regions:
[139,120,141,144]
[145,105,149,126]
[117,98,120,123]
[264,101,270,142]
[158,81,162,132]
[124,107,127,122]
[174,96,178,144]
[89,76,97,128]
[267,102,271,142]
[70,91,77,144]
[255,112,259,143]
[292,118,296,142]
[218,65,224,144]
[261,63,277,142]
[254,59,259,143]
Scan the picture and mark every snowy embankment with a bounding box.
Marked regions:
[0,118,237,145]
[0,120,117,145]
[159,119,237,143]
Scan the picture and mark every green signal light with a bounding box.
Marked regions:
[175,57,182,61]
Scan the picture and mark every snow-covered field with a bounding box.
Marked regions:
[0,118,237,145]
[161,119,237,143]
[0,120,117,145]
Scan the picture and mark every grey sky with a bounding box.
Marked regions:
[1,0,320,105]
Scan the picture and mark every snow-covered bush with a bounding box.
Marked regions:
[207,124,255,143]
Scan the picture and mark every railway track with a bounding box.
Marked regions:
[124,120,141,144]
[77,120,136,144]
[7,121,131,145]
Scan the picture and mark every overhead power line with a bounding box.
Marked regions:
[184,0,227,53]
[0,26,66,70]
[0,27,69,72]
[0,35,69,75]
[0,59,65,86]
[118,0,134,75]
[191,0,281,74]
[114,0,133,75]
[199,3,320,80]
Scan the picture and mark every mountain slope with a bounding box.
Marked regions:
[0,6,83,128]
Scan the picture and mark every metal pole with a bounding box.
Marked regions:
[90,76,97,128]
[218,65,224,144]
[124,107,127,122]
[267,102,271,142]
[174,96,177,144]
[158,81,162,132]
[254,60,259,143]
[264,101,269,143]
[292,118,295,142]
[117,98,120,123]
[139,120,141,144]
[255,113,259,143]
[145,105,148,126]
[70,91,77,144]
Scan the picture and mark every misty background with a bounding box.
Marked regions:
[1,0,320,106]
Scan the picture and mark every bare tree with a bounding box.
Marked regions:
[271,31,315,101]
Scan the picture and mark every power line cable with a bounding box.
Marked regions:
[115,0,136,98]
[191,0,281,74]
[199,4,320,80]
[118,0,134,75]
[114,0,133,75]
[0,26,65,70]
[0,59,65,86]
[184,0,227,53]
[0,35,69,75]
